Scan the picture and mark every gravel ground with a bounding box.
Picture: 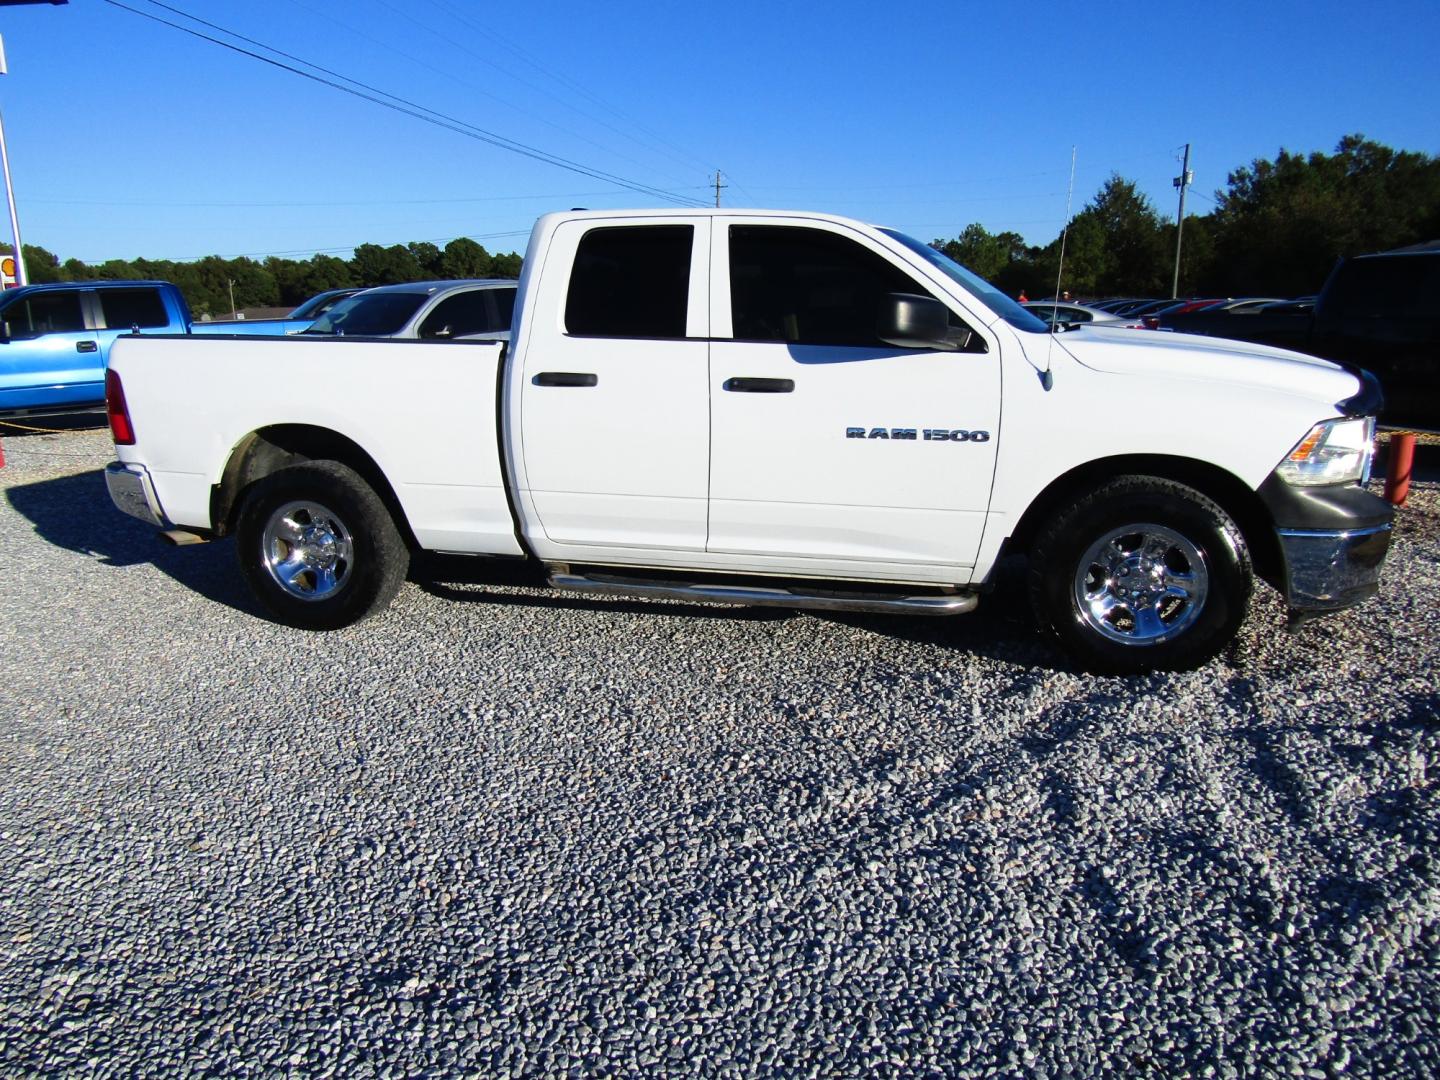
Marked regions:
[1,423,1437,1078]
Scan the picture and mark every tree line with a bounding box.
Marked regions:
[17,236,524,317]
[14,134,1440,312]
[933,134,1440,300]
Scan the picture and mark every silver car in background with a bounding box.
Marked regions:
[1021,300,1143,328]
[302,279,517,341]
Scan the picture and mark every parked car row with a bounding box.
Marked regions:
[0,278,518,416]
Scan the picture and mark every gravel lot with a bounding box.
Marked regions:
[1,422,1438,1078]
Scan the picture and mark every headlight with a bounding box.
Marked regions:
[1275,417,1376,487]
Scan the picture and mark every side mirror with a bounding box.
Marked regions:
[876,293,956,351]
[0,320,10,343]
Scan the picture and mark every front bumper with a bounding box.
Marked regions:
[1275,523,1391,612]
[105,460,166,528]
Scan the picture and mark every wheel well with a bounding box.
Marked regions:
[211,425,417,549]
[1006,455,1282,586]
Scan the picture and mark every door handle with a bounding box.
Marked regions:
[76,341,98,353]
[723,377,794,393]
[533,371,597,387]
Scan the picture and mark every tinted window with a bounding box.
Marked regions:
[99,287,168,330]
[304,293,428,336]
[1328,256,1440,321]
[565,225,692,338]
[419,290,495,338]
[3,290,85,338]
[290,289,357,320]
[880,228,1047,333]
[730,225,944,347]
[491,286,516,330]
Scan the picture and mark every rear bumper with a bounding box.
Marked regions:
[1276,523,1391,612]
[105,461,166,528]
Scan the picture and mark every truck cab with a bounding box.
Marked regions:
[0,280,190,415]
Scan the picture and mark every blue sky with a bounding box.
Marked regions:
[0,0,1435,265]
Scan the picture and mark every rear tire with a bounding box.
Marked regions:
[1028,476,1252,674]
[235,460,409,630]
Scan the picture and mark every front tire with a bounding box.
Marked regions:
[1029,476,1252,675]
[235,460,409,630]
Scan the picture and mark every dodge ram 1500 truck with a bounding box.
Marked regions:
[103,209,1393,673]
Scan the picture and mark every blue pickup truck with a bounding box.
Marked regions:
[0,280,195,415]
[0,281,357,416]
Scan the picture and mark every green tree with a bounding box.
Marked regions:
[266,254,356,306]
[1212,134,1440,294]
[60,257,96,280]
[351,243,422,287]
[21,244,62,283]
[1077,175,1167,295]
[408,241,443,278]
[489,251,522,279]
[439,237,492,279]
[932,224,1027,282]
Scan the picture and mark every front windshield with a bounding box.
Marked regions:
[304,293,427,336]
[290,290,354,320]
[880,228,1049,334]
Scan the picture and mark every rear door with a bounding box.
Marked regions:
[0,288,101,411]
[707,220,1000,572]
[514,217,712,551]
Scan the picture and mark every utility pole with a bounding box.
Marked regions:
[713,170,726,208]
[1171,143,1192,299]
[227,279,237,319]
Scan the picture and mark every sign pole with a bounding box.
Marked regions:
[0,36,27,287]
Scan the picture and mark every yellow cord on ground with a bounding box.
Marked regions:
[0,418,106,434]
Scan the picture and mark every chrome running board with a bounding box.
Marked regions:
[547,572,978,617]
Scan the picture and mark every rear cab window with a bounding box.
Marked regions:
[98,287,170,330]
[565,225,693,338]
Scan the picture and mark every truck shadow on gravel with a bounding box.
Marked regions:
[417,552,1077,669]
[4,469,257,615]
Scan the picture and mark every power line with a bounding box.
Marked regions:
[419,0,716,179]
[27,189,704,209]
[100,0,708,208]
[281,0,697,187]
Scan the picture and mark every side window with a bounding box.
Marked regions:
[3,290,86,339]
[490,286,516,331]
[730,225,953,347]
[419,291,494,338]
[565,225,692,338]
[99,288,169,330]
[1330,257,1438,321]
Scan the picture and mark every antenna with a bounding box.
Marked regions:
[1040,146,1078,391]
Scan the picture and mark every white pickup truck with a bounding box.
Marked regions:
[103,209,1393,673]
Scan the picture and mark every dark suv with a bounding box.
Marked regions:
[1310,248,1439,431]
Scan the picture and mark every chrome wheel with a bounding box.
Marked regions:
[1073,523,1209,646]
[260,500,354,602]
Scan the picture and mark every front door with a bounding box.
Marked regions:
[515,217,712,552]
[707,222,1000,573]
[0,288,101,411]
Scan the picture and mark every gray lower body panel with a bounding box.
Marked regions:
[1276,523,1392,612]
[105,461,166,528]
